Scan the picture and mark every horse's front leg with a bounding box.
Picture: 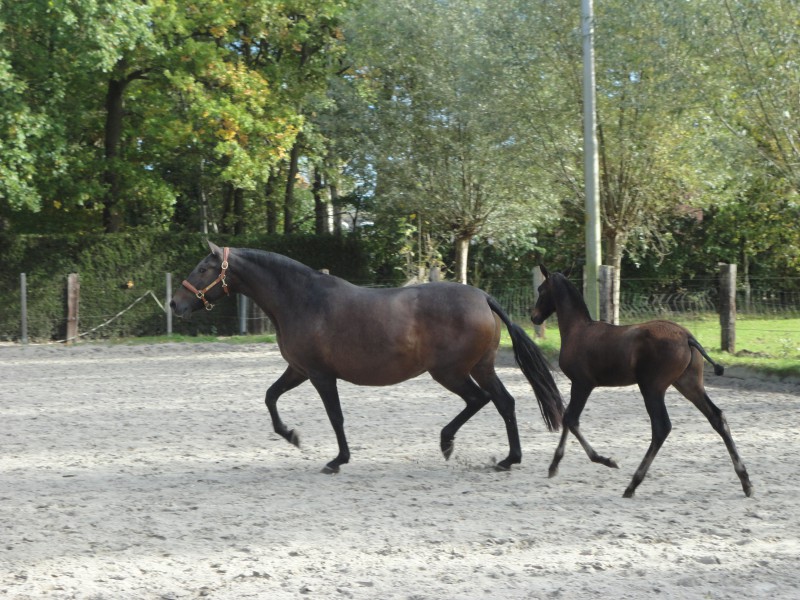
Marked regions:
[265,366,308,447]
[310,376,351,474]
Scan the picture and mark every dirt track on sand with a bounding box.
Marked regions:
[1,342,798,599]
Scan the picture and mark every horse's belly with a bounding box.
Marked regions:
[335,359,427,386]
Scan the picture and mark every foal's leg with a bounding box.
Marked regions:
[623,384,672,498]
[310,375,351,474]
[265,366,308,447]
[673,370,754,497]
[549,383,618,478]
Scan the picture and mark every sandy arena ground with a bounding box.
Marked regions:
[1,341,799,599]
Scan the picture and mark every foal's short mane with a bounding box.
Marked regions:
[552,271,593,321]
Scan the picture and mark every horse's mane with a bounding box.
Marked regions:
[552,271,592,321]
[238,248,320,284]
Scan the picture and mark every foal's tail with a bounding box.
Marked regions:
[487,296,564,431]
[688,336,725,376]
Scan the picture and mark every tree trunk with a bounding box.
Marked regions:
[233,187,244,235]
[454,235,470,284]
[283,140,301,234]
[313,168,329,234]
[330,183,342,236]
[102,77,126,233]
[221,183,234,234]
[265,172,279,234]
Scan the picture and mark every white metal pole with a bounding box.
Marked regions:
[582,0,601,320]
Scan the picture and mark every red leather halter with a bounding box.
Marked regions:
[181,247,230,311]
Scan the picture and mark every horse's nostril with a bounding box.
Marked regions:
[169,300,176,309]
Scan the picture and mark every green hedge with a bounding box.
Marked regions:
[0,232,373,342]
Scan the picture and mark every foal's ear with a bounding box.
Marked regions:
[539,264,550,279]
[207,240,224,260]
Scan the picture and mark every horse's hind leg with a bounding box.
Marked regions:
[266,366,308,447]
[431,371,516,469]
[673,368,753,497]
[549,383,618,478]
[473,371,524,471]
[623,385,672,498]
[309,376,351,474]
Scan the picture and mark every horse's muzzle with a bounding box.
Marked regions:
[169,297,193,320]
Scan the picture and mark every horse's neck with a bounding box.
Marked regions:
[234,251,314,321]
[554,277,593,337]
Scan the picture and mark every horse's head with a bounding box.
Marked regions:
[170,241,231,318]
[531,265,556,325]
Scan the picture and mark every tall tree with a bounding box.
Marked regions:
[342,0,560,283]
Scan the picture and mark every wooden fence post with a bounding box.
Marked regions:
[598,265,616,324]
[66,273,80,345]
[20,273,28,344]
[719,263,736,353]
[532,266,546,338]
[166,273,173,336]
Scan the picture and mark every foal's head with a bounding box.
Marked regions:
[531,265,557,325]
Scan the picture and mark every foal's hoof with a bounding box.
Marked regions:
[321,464,340,475]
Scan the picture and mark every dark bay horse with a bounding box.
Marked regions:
[531,266,753,498]
[171,241,564,473]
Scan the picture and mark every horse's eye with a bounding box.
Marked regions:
[199,268,207,274]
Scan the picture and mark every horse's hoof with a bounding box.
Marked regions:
[442,443,454,461]
[607,458,619,469]
[494,462,512,472]
[548,467,559,478]
[744,485,754,498]
[622,488,635,499]
[289,430,301,448]
[321,464,340,475]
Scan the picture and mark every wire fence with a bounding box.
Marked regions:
[8,273,800,344]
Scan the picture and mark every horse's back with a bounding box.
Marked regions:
[305,281,499,385]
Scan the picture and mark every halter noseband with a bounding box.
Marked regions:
[181,247,230,311]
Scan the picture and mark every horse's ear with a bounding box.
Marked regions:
[562,265,573,279]
[207,240,223,259]
[539,264,550,279]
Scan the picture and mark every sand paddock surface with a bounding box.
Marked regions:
[1,341,799,599]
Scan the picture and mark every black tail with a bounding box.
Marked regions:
[487,296,564,431]
[688,336,724,376]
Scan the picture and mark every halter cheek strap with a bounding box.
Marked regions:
[181,247,230,311]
